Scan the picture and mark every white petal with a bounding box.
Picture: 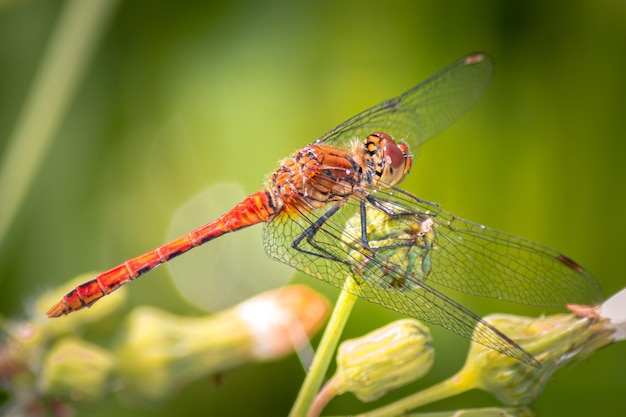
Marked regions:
[601,287,626,341]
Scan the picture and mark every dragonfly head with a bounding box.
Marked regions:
[366,132,413,188]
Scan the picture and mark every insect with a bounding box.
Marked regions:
[47,54,603,366]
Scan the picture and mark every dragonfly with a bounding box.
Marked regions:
[47,53,603,366]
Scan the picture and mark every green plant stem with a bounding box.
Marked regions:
[357,371,477,417]
[0,0,119,247]
[307,374,341,417]
[289,276,359,417]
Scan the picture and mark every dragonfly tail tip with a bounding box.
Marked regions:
[46,302,68,318]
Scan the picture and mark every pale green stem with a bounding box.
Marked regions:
[357,371,478,417]
[0,0,119,247]
[289,276,359,417]
[307,374,341,417]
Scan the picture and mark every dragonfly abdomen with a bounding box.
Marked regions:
[46,191,276,317]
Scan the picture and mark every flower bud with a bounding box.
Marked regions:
[39,338,115,401]
[342,206,435,290]
[334,319,433,402]
[464,312,614,406]
[237,283,330,360]
[348,291,625,416]
[115,285,329,402]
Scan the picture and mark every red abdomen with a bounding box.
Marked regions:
[47,190,276,317]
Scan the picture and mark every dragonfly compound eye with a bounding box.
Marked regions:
[369,132,412,187]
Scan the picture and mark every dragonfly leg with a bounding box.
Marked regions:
[360,197,439,265]
[365,195,406,216]
[291,204,348,264]
[358,198,405,250]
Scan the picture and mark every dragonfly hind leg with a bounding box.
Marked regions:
[290,198,425,263]
[291,204,348,263]
[291,200,388,262]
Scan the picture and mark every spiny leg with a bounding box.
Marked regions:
[291,204,347,263]
[291,199,383,262]
[363,195,436,252]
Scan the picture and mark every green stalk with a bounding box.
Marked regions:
[356,372,476,417]
[0,0,119,247]
[289,276,359,417]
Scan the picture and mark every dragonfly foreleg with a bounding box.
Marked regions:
[362,196,432,252]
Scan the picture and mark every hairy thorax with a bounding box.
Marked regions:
[268,143,364,211]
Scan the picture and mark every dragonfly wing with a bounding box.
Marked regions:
[316,53,494,152]
[354,265,538,366]
[263,197,538,366]
[373,189,604,307]
[263,203,355,291]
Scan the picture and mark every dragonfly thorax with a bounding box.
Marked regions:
[267,133,412,213]
[268,143,363,211]
[359,132,412,189]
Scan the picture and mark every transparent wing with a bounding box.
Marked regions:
[262,198,525,364]
[315,53,494,151]
[262,185,602,365]
[374,189,603,306]
[261,53,600,365]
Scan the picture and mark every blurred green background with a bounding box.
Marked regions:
[1,0,625,416]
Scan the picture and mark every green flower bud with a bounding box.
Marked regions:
[39,338,115,401]
[115,285,329,403]
[343,205,435,290]
[350,290,625,417]
[334,319,433,402]
[464,313,613,406]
